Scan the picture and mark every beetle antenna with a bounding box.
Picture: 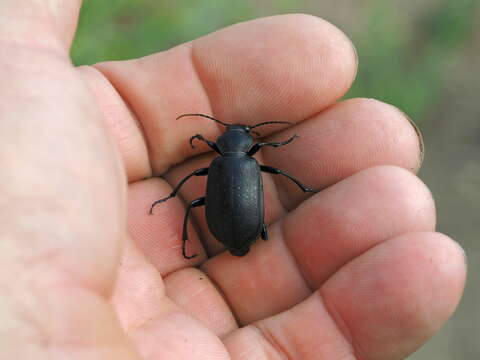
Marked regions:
[176,113,229,127]
[250,121,292,129]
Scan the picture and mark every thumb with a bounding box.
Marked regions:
[0,1,136,358]
[0,0,82,51]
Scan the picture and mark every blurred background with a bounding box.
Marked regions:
[71,1,479,358]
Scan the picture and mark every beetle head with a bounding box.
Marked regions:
[176,113,293,149]
[217,125,254,154]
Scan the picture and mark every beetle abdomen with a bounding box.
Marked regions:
[206,156,264,252]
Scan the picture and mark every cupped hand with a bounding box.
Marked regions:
[1,1,466,359]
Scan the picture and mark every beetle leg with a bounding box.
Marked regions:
[260,165,318,193]
[247,134,299,156]
[149,167,209,214]
[190,134,223,155]
[261,223,269,241]
[182,197,206,259]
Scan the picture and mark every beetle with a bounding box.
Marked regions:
[149,113,318,259]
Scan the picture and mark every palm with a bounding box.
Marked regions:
[3,4,465,360]
[89,15,464,359]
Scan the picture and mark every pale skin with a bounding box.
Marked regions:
[0,1,466,359]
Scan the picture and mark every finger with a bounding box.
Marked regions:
[112,237,232,359]
[224,232,466,360]
[0,0,82,51]
[164,267,238,338]
[165,98,423,254]
[260,97,424,209]
[78,65,151,182]
[113,235,236,348]
[200,166,435,324]
[94,14,357,174]
[320,232,466,360]
[283,166,435,288]
[112,235,166,332]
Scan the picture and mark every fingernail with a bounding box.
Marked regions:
[398,109,425,171]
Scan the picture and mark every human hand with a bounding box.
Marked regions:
[2,1,466,359]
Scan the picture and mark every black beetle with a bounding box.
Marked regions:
[149,113,318,259]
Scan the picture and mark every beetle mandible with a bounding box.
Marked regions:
[149,113,318,259]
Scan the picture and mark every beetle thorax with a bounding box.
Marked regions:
[217,127,253,155]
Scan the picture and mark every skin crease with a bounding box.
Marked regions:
[0,1,466,360]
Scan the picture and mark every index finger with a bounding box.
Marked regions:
[91,14,357,176]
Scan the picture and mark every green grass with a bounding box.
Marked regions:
[346,0,478,119]
[71,0,478,121]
